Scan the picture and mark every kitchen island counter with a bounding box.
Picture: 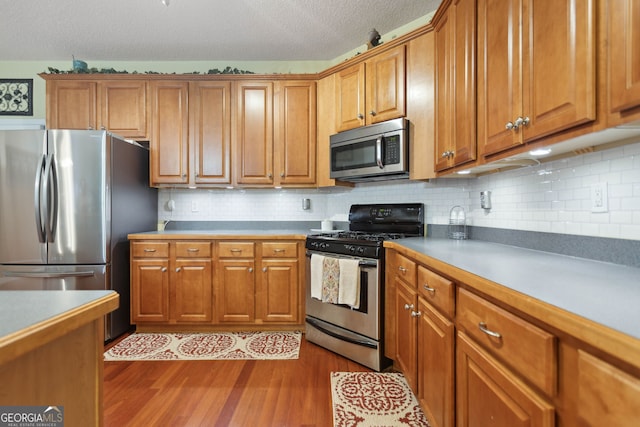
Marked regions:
[386,237,640,369]
[0,290,119,426]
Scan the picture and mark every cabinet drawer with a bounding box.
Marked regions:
[457,288,557,396]
[262,242,298,258]
[218,241,255,258]
[395,254,417,288]
[418,266,455,319]
[132,241,169,258]
[175,241,212,258]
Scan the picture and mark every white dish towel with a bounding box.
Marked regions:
[310,254,325,300]
[338,258,360,309]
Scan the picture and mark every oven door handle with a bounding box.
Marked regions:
[306,317,377,349]
[305,251,378,267]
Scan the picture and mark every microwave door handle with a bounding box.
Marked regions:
[375,136,384,169]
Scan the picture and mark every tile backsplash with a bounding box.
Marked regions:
[158,139,640,241]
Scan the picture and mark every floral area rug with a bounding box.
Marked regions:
[331,372,430,427]
[104,331,301,361]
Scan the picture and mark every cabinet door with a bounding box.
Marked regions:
[216,260,255,323]
[335,63,366,131]
[257,259,299,323]
[274,81,316,186]
[608,0,640,118]
[365,45,406,124]
[189,81,232,184]
[46,80,97,130]
[131,259,170,323]
[576,350,640,426]
[522,0,595,142]
[99,81,148,139]
[233,81,273,185]
[149,81,189,185]
[395,279,418,393]
[173,259,212,323]
[435,9,454,172]
[477,0,523,157]
[435,0,476,172]
[418,299,454,427]
[457,332,555,427]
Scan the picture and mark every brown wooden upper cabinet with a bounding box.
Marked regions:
[234,80,316,187]
[148,80,232,187]
[335,45,406,132]
[607,0,640,126]
[434,0,477,172]
[148,80,190,186]
[46,79,148,140]
[476,0,596,158]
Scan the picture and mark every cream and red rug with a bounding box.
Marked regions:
[331,372,430,427]
[104,331,301,361]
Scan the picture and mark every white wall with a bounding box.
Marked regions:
[159,138,640,241]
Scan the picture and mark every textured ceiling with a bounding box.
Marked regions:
[1,0,441,62]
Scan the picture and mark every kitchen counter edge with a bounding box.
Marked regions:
[128,230,310,240]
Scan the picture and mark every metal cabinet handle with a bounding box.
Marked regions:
[280,172,285,177]
[161,267,167,272]
[248,267,253,273]
[404,303,414,310]
[398,266,407,273]
[505,121,514,130]
[230,248,242,253]
[411,311,422,318]
[273,248,285,253]
[423,284,436,294]
[175,267,181,272]
[187,248,199,252]
[369,110,376,116]
[357,113,364,120]
[144,248,157,252]
[478,322,502,339]
[262,267,267,272]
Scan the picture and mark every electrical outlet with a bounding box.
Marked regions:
[191,200,199,212]
[591,182,608,213]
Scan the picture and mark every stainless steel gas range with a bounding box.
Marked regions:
[305,203,424,371]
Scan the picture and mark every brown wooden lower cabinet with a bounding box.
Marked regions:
[456,332,555,427]
[130,237,304,329]
[385,246,640,427]
[418,298,454,427]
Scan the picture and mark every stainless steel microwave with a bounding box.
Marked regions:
[330,118,409,182]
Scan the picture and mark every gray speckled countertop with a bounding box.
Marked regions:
[0,290,117,339]
[393,237,640,340]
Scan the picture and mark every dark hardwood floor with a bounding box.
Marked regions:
[103,335,372,426]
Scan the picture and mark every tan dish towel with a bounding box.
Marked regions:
[338,258,360,308]
[322,256,340,304]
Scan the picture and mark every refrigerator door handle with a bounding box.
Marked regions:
[2,270,96,278]
[34,154,47,243]
[42,153,58,242]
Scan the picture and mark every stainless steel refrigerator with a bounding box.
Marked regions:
[0,129,157,340]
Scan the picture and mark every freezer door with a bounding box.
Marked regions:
[47,130,109,264]
[0,264,107,290]
[0,130,48,264]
